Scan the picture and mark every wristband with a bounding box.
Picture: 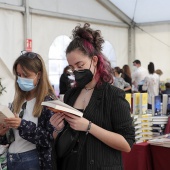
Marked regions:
[86,121,92,135]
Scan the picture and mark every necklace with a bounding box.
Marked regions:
[82,87,94,109]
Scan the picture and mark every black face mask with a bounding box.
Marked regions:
[74,69,93,89]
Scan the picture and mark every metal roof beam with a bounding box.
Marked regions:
[30,8,128,28]
[0,3,24,12]
[97,0,132,26]
[137,20,170,26]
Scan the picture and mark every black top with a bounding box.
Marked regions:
[59,73,72,94]
[62,82,135,170]
[122,73,132,93]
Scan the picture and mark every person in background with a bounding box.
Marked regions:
[132,60,148,92]
[112,67,131,92]
[142,62,159,109]
[155,69,163,77]
[59,65,74,95]
[162,82,170,95]
[155,69,164,95]
[0,51,56,170]
[50,23,135,170]
[122,64,132,93]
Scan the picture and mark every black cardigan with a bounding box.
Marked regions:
[63,82,135,170]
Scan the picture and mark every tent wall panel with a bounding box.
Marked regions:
[0,9,23,105]
[31,15,128,71]
[29,0,122,22]
[0,0,22,6]
[135,24,170,81]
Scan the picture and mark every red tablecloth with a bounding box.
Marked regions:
[122,142,153,170]
[164,116,170,134]
[150,145,170,170]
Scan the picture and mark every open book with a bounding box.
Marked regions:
[0,105,15,124]
[41,100,83,117]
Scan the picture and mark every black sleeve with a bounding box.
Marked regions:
[111,90,135,148]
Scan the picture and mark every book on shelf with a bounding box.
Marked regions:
[131,114,139,120]
[152,121,167,125]
[139,136,153,141]
[141,122,153,127]
[141,131,153,135]
[153,133,163,137]
[136,139,144,144]
[152,95,161,116]
[135,134,142,139]
[0,105,15,124]
[148,134,170,147]
[41,100,83,117]
[133,93,140,114]
[152,127,164,130]
[152,124,165,129]
[134,120,142,125]
[152,116,168,122]
[135,129,142,134]
[134,125,142,129]
[140,93,148,114]
[141,127,152,131]
[162,94,168,115]
[125,93,131,108]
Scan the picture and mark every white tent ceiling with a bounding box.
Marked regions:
[109,0,170,24]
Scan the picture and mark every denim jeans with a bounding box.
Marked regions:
[7,149,40,170]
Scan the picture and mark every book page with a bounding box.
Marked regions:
[41,100,83,117]
[0,105,14,124]
[44,100,78,111]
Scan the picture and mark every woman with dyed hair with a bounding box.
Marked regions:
[51,23,135,170]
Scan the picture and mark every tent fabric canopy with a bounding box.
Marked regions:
[109,0,170,24]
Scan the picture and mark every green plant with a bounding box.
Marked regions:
[0,78,6,96]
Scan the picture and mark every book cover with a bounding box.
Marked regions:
[41,100,83,117]
[140,93,148,114]
[125,93,131,109]
[152,95,161,116]
[152,116,168,122]
[133,93,140,114]
[152,121,167,125]
[0,105,15,124]
[162,94,168,115]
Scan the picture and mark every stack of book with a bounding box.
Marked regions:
[133,93,148,115]
[151,116,169,137]
[133,93,140,114]
[125,93,132,112]
[147,134,170,148]
[140,93,148,114]
[132,114,153,143]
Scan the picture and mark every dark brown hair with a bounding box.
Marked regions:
[66,23,113,85]
[122,65,131,78]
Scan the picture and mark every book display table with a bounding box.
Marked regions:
[164,116,170,133]
[150,145,170,170]
[122,142,152,170]
[122,140,170,170]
